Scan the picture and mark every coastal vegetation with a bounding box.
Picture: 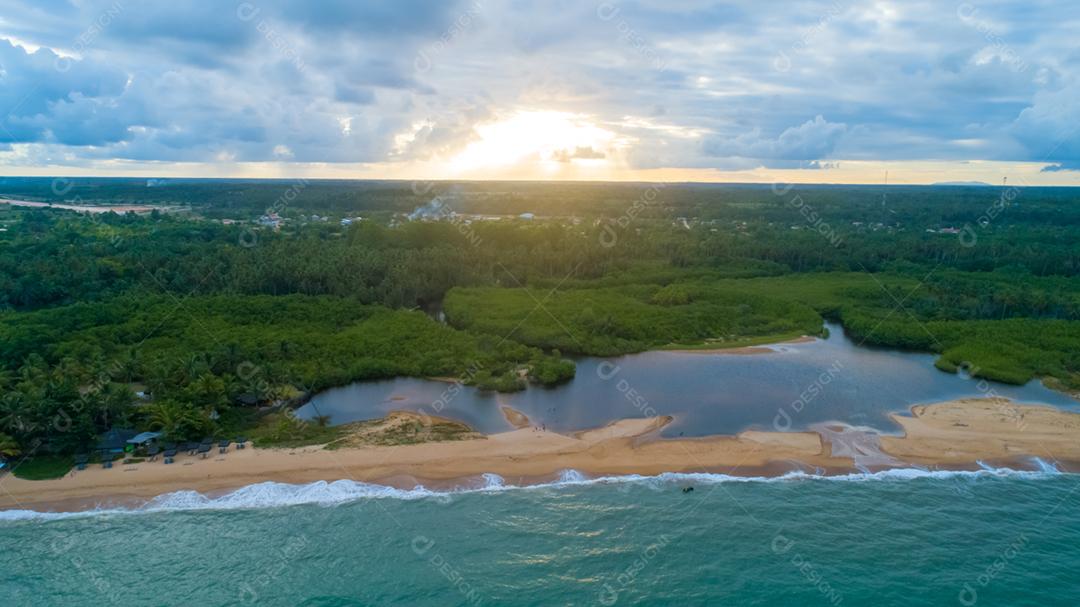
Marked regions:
[247,411,348,449]
[0,294,570,456]
[443,282,823,355]
[327,412,481,448]
[1,180,1079,464]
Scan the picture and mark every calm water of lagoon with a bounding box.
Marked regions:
[296,323,1079,437]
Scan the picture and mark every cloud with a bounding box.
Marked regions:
[334,83,376,105]
[0,40,130,145]
[1007,81,1080,168]
[1041,163,1077,172]
[0,0,1075,177]
[703,116,847,167]
[551,146,606,162]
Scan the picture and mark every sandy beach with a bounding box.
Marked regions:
[881,398,1080,464]
[0,198,170,215]
[666,335,818,354]
[3,397,1079,512]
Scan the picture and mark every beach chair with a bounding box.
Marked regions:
[235,437,247,450]
[74,454,88,471]
[147,445,160,462]
[186,442,199,456]
[197,443,212,459]
[218,439,231,454]
[163,448,177,464]
[102,453,114,469]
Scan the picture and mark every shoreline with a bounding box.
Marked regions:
[4,397,1080,514]
[664,334,818,355]
[0,197,177,215]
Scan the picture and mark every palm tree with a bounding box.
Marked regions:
[272,413,305,441]
[218,343,243,374]
[57,357,87,385]
[0,392,24,435]
[113,348,141,383]
[145,362,172,399]
[85,351,110,385]
[180,354,208,384]
[145,402,200,442]
[18,355,47,385]
[0,433,19,459]
[97,383,135,428]
[188,373,228,411]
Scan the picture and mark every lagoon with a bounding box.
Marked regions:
[296,323,1078,437]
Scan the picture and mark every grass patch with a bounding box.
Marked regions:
[244,410,481,449]
[248,412,348,448]
[330,413,481,448]
[11,455,72,480]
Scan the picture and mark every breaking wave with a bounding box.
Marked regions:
[0,458,1066,522]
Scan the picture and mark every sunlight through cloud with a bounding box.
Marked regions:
[448,110,625,175]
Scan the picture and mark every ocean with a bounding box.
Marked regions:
[3,467,1079,606]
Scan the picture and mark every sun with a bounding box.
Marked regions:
[447,110,622,175]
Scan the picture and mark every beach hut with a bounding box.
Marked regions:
[96,428,138,455]
[127,431,162,457]
[127,431,162,446]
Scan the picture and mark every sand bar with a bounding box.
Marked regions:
[666,334,818,354]
[881,397,1080,464]
[0,198,169,215]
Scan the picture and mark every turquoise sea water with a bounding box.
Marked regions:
[3,469,1079,606]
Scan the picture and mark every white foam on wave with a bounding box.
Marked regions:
[558,469,589,483]
[1029,457,1061,474]
[0,461,1068,522]
[0,479,442,522]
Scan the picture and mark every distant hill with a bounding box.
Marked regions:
[932,181,993,186]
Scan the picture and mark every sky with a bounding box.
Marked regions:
[0,0,1078,185]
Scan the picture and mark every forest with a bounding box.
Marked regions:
[1,179,1078,473]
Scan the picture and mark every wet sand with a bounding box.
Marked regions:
[501,406,531,429]
[4,398,1079,512]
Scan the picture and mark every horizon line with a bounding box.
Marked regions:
[1,175,1077,189]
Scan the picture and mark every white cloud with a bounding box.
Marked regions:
[0,0,1076,177]
[704,116,848,167]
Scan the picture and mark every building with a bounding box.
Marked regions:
[258,212,282,228]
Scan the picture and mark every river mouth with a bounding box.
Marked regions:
[295,322,1080,437]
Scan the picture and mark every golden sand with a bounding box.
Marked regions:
[3,398,1079,511]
